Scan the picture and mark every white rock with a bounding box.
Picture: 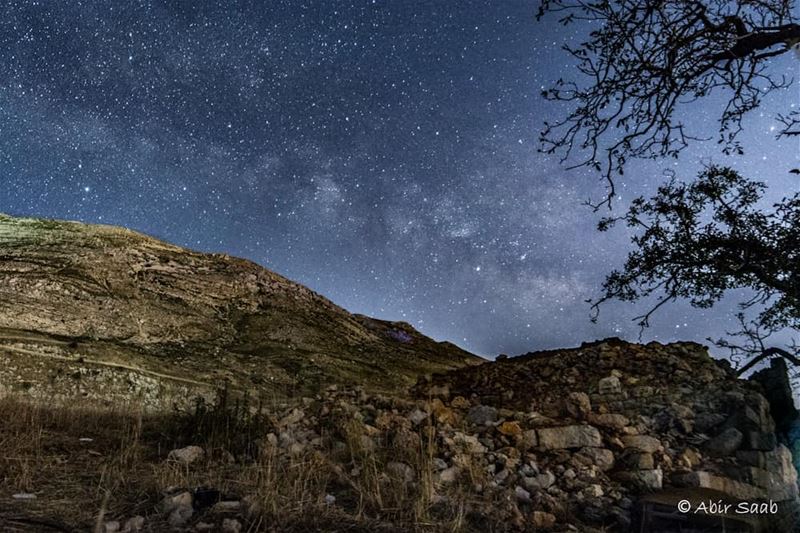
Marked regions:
[167,445,204,465]
[598,376,621,394]
[409,408,429,426]
[122,515,145,532]
[222,518,242,533]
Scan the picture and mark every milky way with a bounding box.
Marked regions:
[1,1,797,357]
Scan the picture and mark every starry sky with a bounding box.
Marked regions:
[1,1,798,358]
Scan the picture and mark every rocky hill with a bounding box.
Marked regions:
[0,213,479,406]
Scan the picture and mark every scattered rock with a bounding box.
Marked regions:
[168,445,205,465]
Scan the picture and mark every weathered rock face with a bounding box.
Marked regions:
[413,338,800,531]
[0,214,479,405]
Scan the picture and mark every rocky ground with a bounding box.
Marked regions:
[2,339,798,532]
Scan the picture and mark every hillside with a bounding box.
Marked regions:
[0,213,479,406]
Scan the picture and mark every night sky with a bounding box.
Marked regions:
[1,1,797,358]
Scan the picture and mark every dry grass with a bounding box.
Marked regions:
[0,392,503,532]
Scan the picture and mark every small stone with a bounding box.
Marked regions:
[598,376,621,394]
[498,421,522,437]
[122,516,145,533]
[167,507,193,528]
[522,470,556,491]
[678,448,701,468]
[467,405,498,426]
[324,494,336,505]
[451,396,471,409]
[439,466,460,484]
[221,518,242,533]
[387,461,416,483]
[102,521,120,533]
[531,511,556,529]
[161,491,193,514]
[583,484,604,498]
[409,408,428,426]
[494,468,510,485]
[515,485,531,503]
[167,445,204,465]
